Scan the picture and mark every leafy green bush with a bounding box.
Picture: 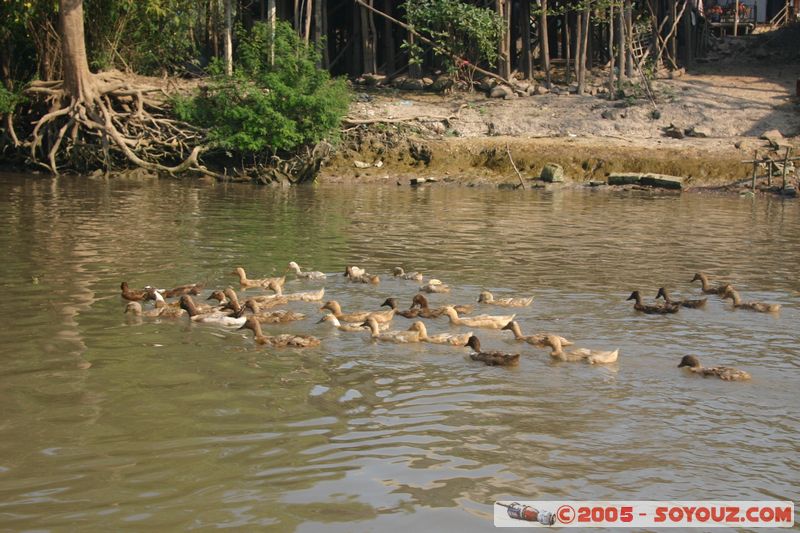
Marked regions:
[403,0,504,70]
[0,86,24,115]
[174,21,349,155]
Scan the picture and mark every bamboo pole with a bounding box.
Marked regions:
[353,0,512,84]
[506,144,526,190]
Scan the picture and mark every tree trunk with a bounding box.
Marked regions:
[624,0,633,77]
[305,0,313,44]
[539,0,551,86]
[566,12,572,85]
[521,0,532,78]
[268,0,276,65]
[608,2,615,98]
[60,0,96,102]
[497,0,511,79]
[361,1,376,74]
[382,0,395,74]
[617,3,625,84]
[223,0,233,76]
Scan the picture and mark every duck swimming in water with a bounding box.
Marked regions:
[120,282,149,301]
[180,295,247,326]
[238,317,321,348]
[655,287,707,309]
[465,336,520,366]
[410,294,473,316]
[477,291,534,307]
[501,320,573,347]
[232,267,285,290]
[287,261,326,280]
[627,291,679,314]
[411,321,472,346]
[720,285,781,313]
[393,267,423,281]
[321,300,395,324]
[317,314,378,332]
[381,297,423,319]
[361,317,421,343]
[441,306,515,329]
[541,335,619,364]
[691,273,727,295]
[678,355,751,381]
[267,281,325,302]
[419,279,450,293]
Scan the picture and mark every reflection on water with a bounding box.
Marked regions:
[0,173,798,530]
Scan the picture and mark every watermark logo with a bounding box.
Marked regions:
[494,501,794,528]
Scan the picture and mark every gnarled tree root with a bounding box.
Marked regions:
[25,77,220,178]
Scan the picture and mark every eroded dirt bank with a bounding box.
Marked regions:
[322,29,800,190]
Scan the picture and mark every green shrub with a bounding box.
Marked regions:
[175,21,349,155]
[0,86,24,115]
[403,0,504,70]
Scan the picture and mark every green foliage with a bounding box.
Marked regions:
[403,0,504,70]
[174,21,349,155]
[0,86,26,115]
[84,0,198,74]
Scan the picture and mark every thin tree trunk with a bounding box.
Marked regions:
[497,0,511,79]
[617,2,625,85]
[566,12,572,86]
[382,0,395,74]
[361,1,376,74]
[223,0,233,76]
[669,0,677,64]
[624,0,633,77]
[608,2,615,98]
[577,2,590,94]
[522,0,532,78]
[268,0,276,65]
[305,0,313,44]
[539,0,551,86]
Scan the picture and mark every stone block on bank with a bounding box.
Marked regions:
[540,163,565,182]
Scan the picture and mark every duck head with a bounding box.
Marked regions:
[393,267,405,277]
[288,261,301,273]
[409,321,427,336]
[477,291,493,303]
[207,290,226,303]
[500,320,517,332]
[179,295,198,316]
[626,291,641,303]
[691,273,705,283]
[655,287,668,300]
[381,298,399,310]
[320,300,341,314]
[466,335,481,351]
[678,355,701,368]
[411,294,429,309]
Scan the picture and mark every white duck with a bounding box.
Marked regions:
[362,317,421,343]
[180,295,247,327]
[419,279,450,293]
[411,321,472,346]
[393,267,423,281]
[477,290,534,307]
[317,314,388,332]
[287,261,326,280]
[268,281,325,302]
[542,335,619,364]
[441,306,515,329]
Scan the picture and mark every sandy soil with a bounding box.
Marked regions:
[325,28,800,188]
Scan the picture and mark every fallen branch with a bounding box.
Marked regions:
[506,143,525,190]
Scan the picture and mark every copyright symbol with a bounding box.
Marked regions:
[557,505,575,524]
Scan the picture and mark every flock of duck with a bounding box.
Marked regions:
[121,267,778,381]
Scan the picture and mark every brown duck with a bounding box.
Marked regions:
[721,286,781,313]
[120,281,149,301]
[655,287,707,309]
[239,317,321,348]
[410,294,473,317]
[678,355,751,381]
[320,300,394,324]
[691,273,727,295]
[501,320,573,347]
[465,336,520,366]
[381,298,422,318]
[627,291,679,314]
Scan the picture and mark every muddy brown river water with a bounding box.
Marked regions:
[0,173,798,530]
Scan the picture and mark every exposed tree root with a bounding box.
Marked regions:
[24,76,220,178]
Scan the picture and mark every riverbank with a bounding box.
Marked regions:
[323,29,800,190]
